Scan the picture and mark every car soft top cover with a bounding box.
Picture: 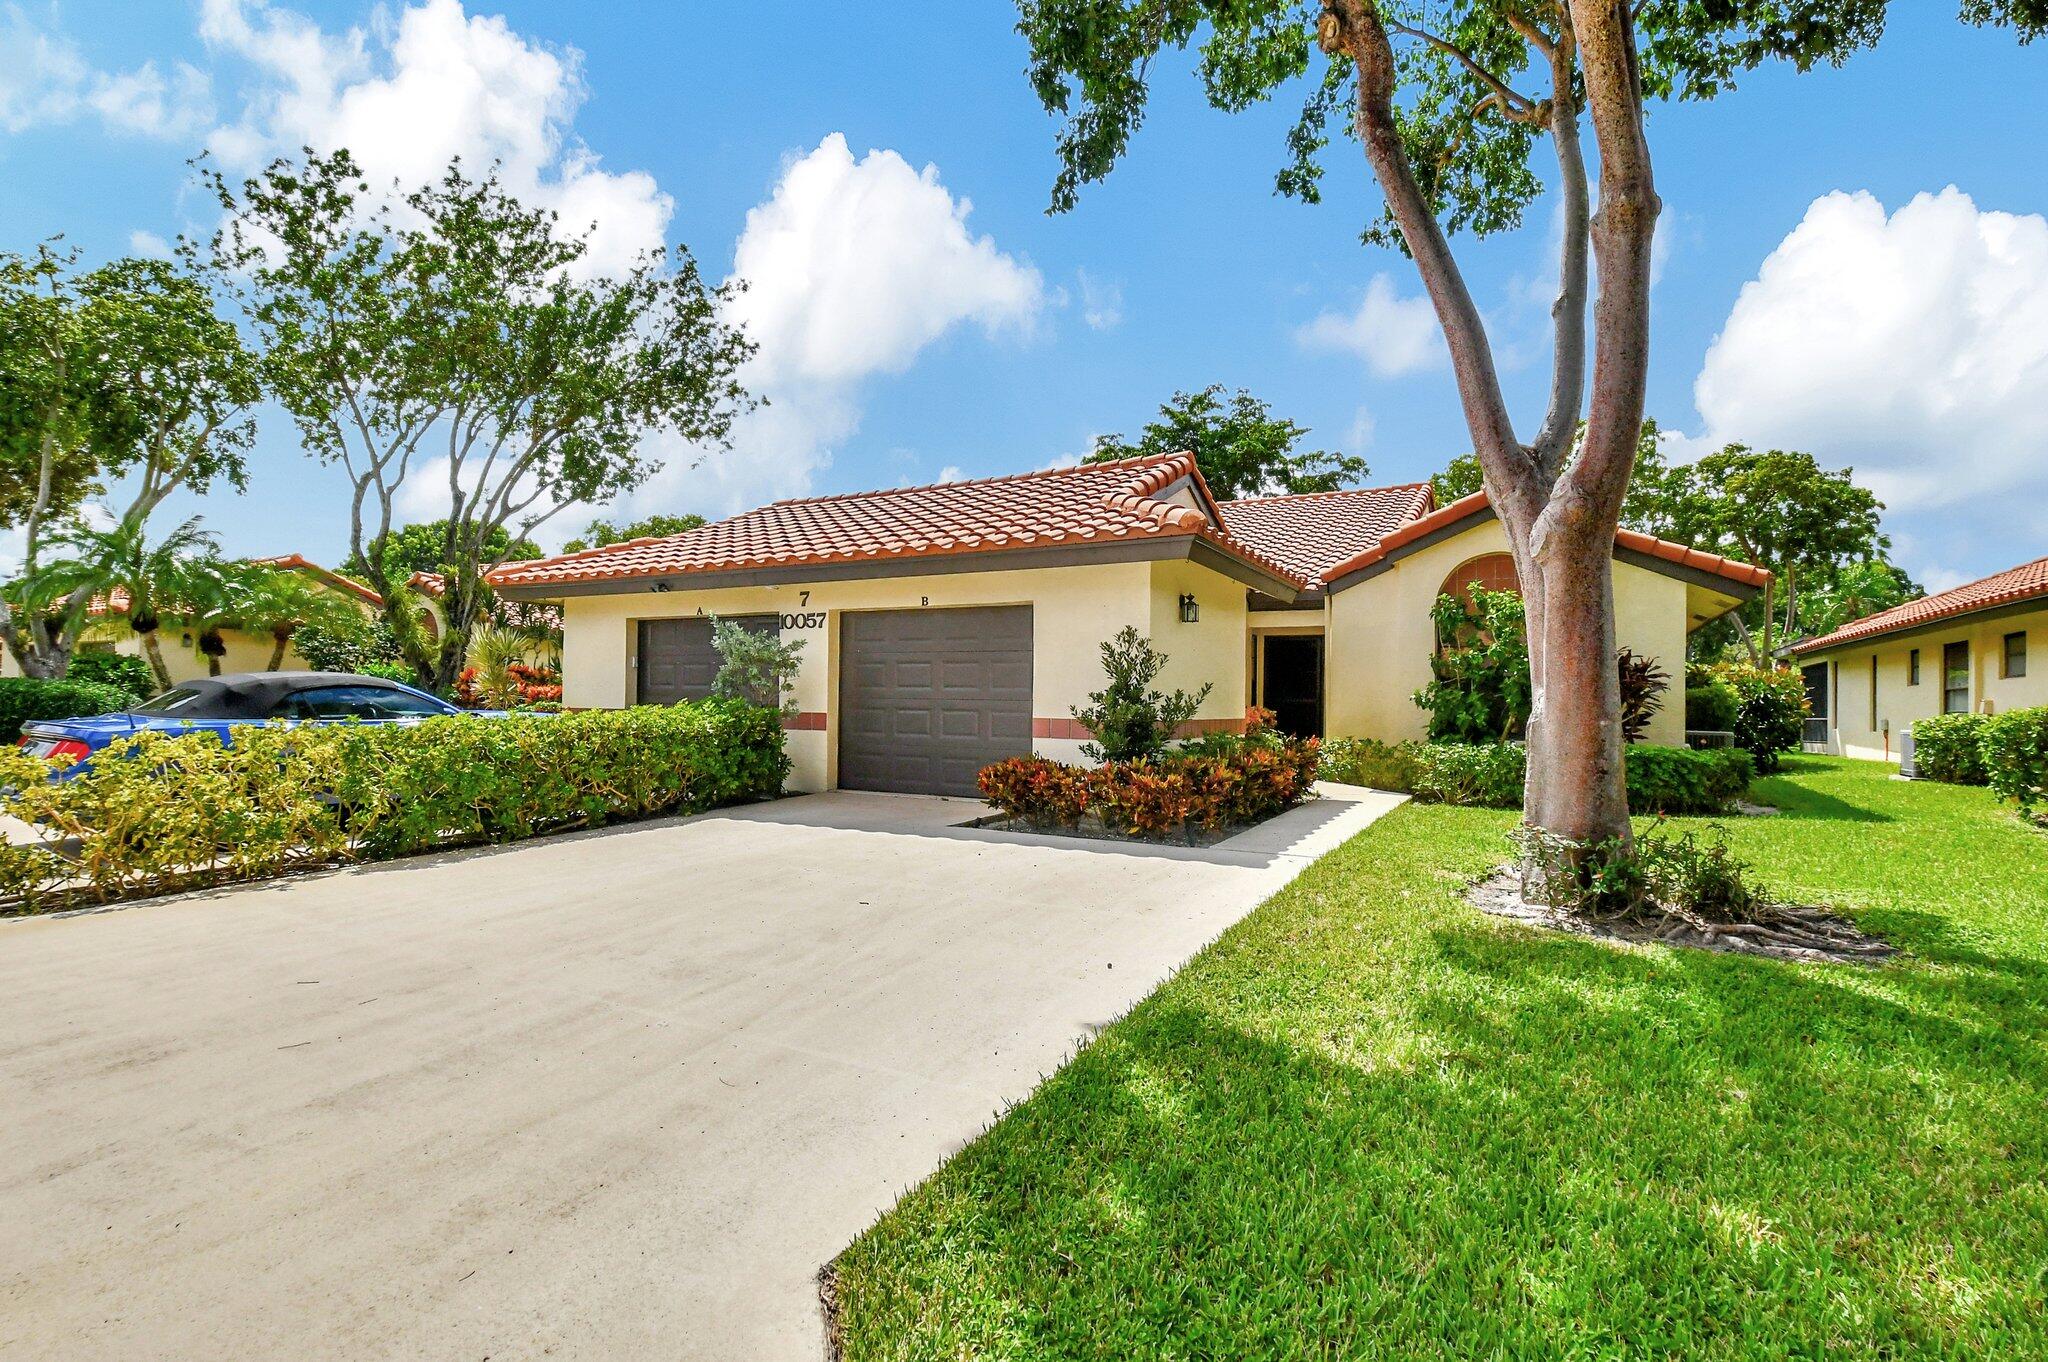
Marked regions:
[140,673,426,720]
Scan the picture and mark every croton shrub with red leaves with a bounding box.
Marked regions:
[978,726,1321,841]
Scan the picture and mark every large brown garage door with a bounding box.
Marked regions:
[637,616,777,705]
[838,607,1032,797]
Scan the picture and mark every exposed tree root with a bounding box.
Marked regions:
[1467,868,1895,964]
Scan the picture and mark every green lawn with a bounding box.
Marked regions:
[830,758,2048,1360]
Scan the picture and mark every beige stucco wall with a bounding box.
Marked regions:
[1323,517,1691,746]
[557,555,1253,793]
[1803,608,2045,763]
[2,628,314,685]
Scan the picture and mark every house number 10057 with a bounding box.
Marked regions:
[780,611,826,630]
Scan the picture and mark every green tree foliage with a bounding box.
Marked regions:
[1653,445,1889,660]
[0,246,258,677]
[1087,385,1366,499]
[230,566,372,671]
[1073,627,1212,763]
[562,513,707,555]
[1014,0,2037,868]
[1414,586,1531,743]
[1800,559,1921,641]
[207,150,755,693]
[0,246,113,548]
[711,616,806,713]
[344,520,542,582]
[17,516,230,691]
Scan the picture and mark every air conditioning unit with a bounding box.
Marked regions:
[1899,725,1917,779]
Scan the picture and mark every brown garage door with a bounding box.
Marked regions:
[637,616,777,705]
[838,607,1032,797]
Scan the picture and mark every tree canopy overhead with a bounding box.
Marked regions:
[207,149,756,691]
[1087,385,1366,499]
[0,244,259,678]
[1015,0,2039,898]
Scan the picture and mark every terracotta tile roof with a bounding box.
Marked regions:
[1215,484,1435,590]
[1795,554,2048,654]
[1322,490,1772,591]
[497,454,1307,591]
[247,554,383,606]
[90,556,382,616]
[405,563,534,599]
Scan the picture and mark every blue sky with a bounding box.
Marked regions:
[4,1,2044,590]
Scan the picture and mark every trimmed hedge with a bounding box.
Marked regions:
[979,736,1321,841]
[0,699,788,912]
[1321,738,1753,815]
[1913,713,1989,785]
[0,676,139,743]
[1982,708,2048,822]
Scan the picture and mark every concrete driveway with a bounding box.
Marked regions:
[0,787,1400,1361]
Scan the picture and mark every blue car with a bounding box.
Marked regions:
[17,671,491,777]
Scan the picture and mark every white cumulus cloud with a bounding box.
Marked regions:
[0,4,212,137]
[615,134,1045,525]
[199,0,669,276]
[1297,273,1446,378]
[725,133,1042,388]
[1688,187,2048,581]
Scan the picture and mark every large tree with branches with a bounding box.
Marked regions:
[1018,0,2041,887]
[0,246,258,678]
[206,151,755,692]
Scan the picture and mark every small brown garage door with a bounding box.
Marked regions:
[637,616,777,705]
[838,607,1032,797]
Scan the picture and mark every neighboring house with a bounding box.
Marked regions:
[1792,553,2047,763]
[2,554,383,685]
[495,453,1767,797]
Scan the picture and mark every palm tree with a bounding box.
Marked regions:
[19,516,226,692]
[232,566,368,671]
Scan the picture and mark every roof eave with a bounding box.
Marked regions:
[496,531,1302,602]
[1793,590,2048,656]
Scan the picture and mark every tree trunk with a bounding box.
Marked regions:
[1333,0,1654,886]
[1519,519,1626,847]
[140,630,173,692]
[267,630,290,671]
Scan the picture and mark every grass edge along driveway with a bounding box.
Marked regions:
[830,758,2048,1361]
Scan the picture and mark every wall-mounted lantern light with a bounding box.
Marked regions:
[1178,592,1199,624]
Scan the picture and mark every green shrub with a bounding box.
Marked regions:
[1617,648,1671,743]
[0,699,788,912]
[712,616,805,711]
[1411,743,1526,808]
[1624,744,1754,815]
[1072,627,1210,763]
[976,735,1320,842]
[0,677,139,743]
[1318,737,1421,792]
[292,615,402,673]
[1980,706,2048,820]
[1718,665,1807,772]
[1388,741,1751,814]
[1684,682,1739,733]
[1414,587,1530,743]
[359,661,418,686]
[67,651,157,697]
[1913,712,1990,785]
